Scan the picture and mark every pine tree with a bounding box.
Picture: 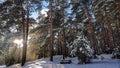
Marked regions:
[70,23,93,64]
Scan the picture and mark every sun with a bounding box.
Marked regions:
[13,39,23,48]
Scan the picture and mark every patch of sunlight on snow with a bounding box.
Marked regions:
[0,65,6,68]
[24,64,44,68]
[28,66,43,68]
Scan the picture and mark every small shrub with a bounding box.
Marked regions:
[0,56,5,65]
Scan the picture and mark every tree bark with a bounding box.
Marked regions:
[116,17,120,46]
[49,1,53,61]
[60,17,66,59]
[104,12,113,51]
[21,0,29,65]
[84,4,97,54]
[100,15,108,53]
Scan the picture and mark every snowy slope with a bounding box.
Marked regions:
[23,55,120,68]
[3,55,120,68]
[0,65,6,68]
[23,60,120,68]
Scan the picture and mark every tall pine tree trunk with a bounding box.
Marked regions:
[100,19,108,53]
[20,0,25,65]
[58,32,62,55]
[60,18,66,59]
[116,16,120,46]
[84,4,97,54]
[21,0,29,65]
[104,11,113,52]
[49,1,53,61]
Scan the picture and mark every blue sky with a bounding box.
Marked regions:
[30,1,49,21]
[0,0,5,3]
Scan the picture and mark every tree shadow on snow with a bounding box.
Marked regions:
[90,60,120,64]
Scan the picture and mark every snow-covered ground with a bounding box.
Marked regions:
[1,54,120,68]
[0,65,6,68]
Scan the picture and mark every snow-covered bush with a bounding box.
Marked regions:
[2,46,19,66]
[112,46,120,59]
[0,55,5,65]
[70,31,94,63]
